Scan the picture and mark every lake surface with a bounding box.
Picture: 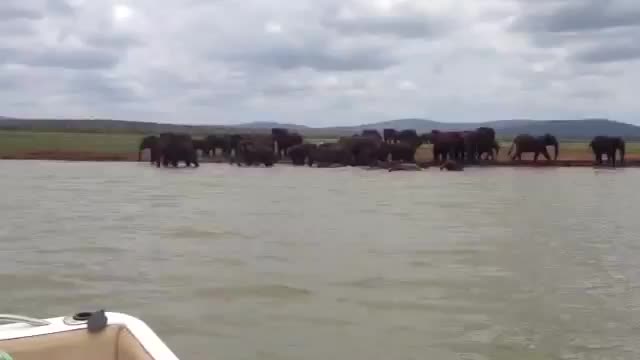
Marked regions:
[1,161,639,360]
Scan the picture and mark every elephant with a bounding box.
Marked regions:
[425,130,465,163]
[508,133,558,161]
[228,134,274,159]
[288,143,317,166]
[387,162,423,172]
[308,143,353,167]
[192,139,209,158]
[383,128,398,143]
[361,129,383,141]
[477,140,500,161]
[396,129,423,149]
[440,160,464,171]
[462,127,496,163]
[378,142,417,163]
[589,136,625,167]
[155,133,199,168]
[271,128,303,159]
[204,134,232,158]
[339,135,382,166]
[232,135,276,167]
[138,135,158,163]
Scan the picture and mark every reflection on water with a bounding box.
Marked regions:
[1,160,639,359]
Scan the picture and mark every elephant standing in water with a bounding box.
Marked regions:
[508,134,558,162]
[192,139,209,158]
[232,135,276,167]
[271,128,303,159]
[339,135,382,166]
[383,128,397,143]
[138,135,158,163]
[477,140,500,160]
[155,133,199,168]
[377,142,417,163]
[463,127,496,163]
[361,129,383,141]
[425,130,465,163]
[590,136,625,167]
[204,134,232,158]
[288,143,317,166]
[308,143,353,167]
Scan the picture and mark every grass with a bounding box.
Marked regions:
[0,130,638,163]
[0,130,141,155]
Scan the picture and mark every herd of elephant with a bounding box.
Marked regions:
[137,127,627,169]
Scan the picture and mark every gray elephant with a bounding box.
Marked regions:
[155,133,199,168]
[204,134,232,158]
[508,134,558,161]
[308,143,353,167]
[424,130,465,163]
[377,142,417,163]
[138,135,158,163]
[440,160,464,171]
[232,135,277,167]
[288,143,317,166]
[590,136,625,167]
[360,129,383,141]
[271,128,303,159]
[383,128,398,143]
[338,136,382,166]
[463,127,496,163]
[477,140,500,161]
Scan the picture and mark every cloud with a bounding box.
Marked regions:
[572,41,640,64]
[0,0,639,125]
[513,0,640,33]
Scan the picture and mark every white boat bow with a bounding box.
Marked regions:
[0,311,179,360]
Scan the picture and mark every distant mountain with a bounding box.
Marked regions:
[235,121,310,130]
[1,117,639,139]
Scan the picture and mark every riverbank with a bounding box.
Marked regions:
[2,150,638,167]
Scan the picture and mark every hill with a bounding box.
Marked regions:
[1,117,639,140]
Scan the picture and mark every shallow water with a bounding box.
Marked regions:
[1,161,639,360]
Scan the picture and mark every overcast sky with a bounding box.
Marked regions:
[1,0,638,126]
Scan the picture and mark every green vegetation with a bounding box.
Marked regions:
[0,130,142,155]
[1,130,639,160]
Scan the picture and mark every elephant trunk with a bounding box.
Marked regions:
[619,141,625,164]
[553,142,559,160]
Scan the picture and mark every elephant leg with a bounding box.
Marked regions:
[541,149,551,161]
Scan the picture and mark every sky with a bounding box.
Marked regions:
[0,0,638,126]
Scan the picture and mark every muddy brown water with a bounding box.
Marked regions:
[1,160,639,359]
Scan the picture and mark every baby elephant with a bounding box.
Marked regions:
[387,163,423,172]
[440,160,463,171]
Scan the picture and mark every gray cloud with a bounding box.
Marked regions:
[236,44,397,72]
[0,0,639,124]
[514,0,640,33]
[0,46,120,70]
[322,3,451,39]
[572,41,640,64]
[0,7,42,20]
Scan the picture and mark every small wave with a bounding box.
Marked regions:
[196,284,312,300]
[37,245,127,255]
[164,227,251,240]
[335,276,471,290]
[0,273,81,290]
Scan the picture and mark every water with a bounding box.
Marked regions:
[1,160,639,360]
